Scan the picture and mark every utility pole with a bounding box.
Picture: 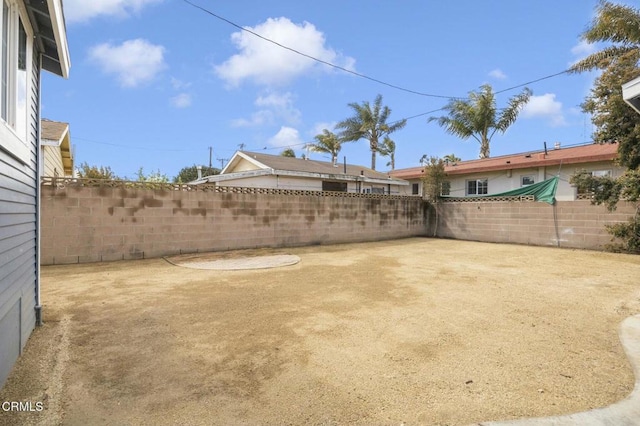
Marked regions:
[217,158,229,169]
[238,143,246,150]
[209,146,213,168]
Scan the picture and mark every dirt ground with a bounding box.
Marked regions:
[1,238,640,426]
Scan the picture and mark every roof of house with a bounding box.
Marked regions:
[232,151,393,179]
[42,119,68,141]
[24,0,70,78]
[390,143,619,179]
[41,119,73,175]
[197,151,408,185]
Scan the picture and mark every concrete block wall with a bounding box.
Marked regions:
[41,185,427,265]
[436,200,638,250]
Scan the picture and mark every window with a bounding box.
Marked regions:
[466,179,488,195]
[0,1,32,163]
[591,170,612,177]
[371,187,385,194]
[322,181,347,192]
[521,175,535,186]
[440,181,451,196]
[411,183,419,195]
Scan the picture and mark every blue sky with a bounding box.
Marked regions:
[42,0,625,179]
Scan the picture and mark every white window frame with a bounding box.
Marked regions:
[466,178,488,195]
[591,169,612,178]
[0,0,33,164]
[521,175,535,186]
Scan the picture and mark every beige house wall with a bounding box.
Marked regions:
[41,184,426,265]
[41,145,64,177]
[434,200,638,250]
[401,161,624,201]
[446,161,623,201]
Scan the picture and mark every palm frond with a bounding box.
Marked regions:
[570,45,638,73]
[582,1,640,45]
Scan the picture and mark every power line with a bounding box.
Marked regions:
[181,0,459,99]
[495,69,570,94]
[73,137,202,152]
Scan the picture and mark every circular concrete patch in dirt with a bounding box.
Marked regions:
[167,254,300,271]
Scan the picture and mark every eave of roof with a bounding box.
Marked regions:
[195,168,409,185]
[25,0,70,78]
[389,143,619,179]
[226,150,399,181]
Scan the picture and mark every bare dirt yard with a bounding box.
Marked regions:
[1,238,640,426]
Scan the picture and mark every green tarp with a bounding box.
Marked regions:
[442,176,559,205]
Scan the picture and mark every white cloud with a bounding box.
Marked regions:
[88,39,167,88]
[310,121,337,137]
[571,40,596,58]
[521,93,567,127]
[171,93,192,108]
[488,69,507,80]
[232,91,301,127]
[268,126,303,148]
[569,40,598,67]
[170,77,191,90]
[215,17,355,87]
[64,0,162,23]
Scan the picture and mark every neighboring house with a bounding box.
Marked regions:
[193,151,411,195]
[390,143,621,201]
[0,0,69,388]
[622,75,640,114]
[41,119,73,177]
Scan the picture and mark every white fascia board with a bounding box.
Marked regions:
[41,138,61,146]
[623,76,640,114]
[221,151,269,174]
[364,178,410,186]
[198,168,272,183]
[46,0,71,78]
[272,169,410,185]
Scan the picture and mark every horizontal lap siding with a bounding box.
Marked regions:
[0,48,40,388]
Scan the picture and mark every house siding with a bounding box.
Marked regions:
[0,44,40,388]
[42,145,64,177]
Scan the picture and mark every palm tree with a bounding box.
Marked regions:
[378,137,397,170]
[570,0,640,170]
[336,94,407,170]
[443,153,461,164]
[429,84,531,159]
[308,129,343,165]
[570,1,640,73]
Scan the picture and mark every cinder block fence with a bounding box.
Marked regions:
[40,179,638,265]
[434,199,637,250]
[40,180,427,265]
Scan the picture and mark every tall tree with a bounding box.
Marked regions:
[308,129,343,165]
[280,148,296,158]
[378,137,397,170]
[173,165,220,183]
[443,153,461,164]
[569,0,640,253]
[336,94,406,170]
[570,0,640,170]
[429,84,531,159]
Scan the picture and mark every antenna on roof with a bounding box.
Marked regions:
[344,156,347,174]
[544,141,548,156]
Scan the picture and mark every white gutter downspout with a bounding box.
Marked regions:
[35,56,43,326]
